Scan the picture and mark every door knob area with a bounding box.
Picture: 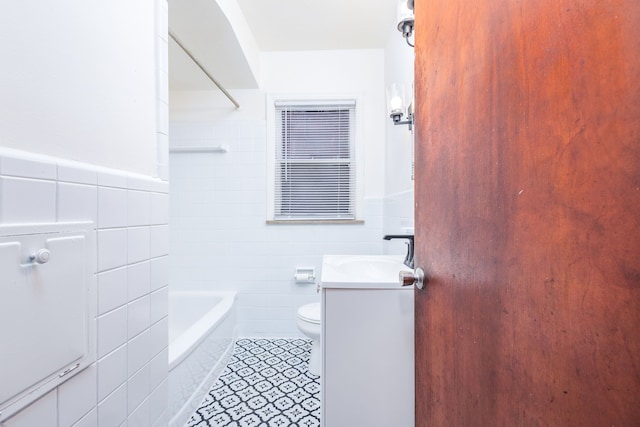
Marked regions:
[399,267,426,289]
[30,248,51,264]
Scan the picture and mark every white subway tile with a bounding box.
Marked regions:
[127,329,150,375]
[238,123,253,138]
[149,348,168,390]
[58,363,97,427]
[0,155,56,180]
[156,133,169,165]
[148,379,168,426]
[159,100,169,135]
[98,187,127,229]
[98,344,127,402]
[155,9,169,63]
[128,227,150,264]
[148,178,169,194]
[58,182,98,224]
[152,410,168,427]
[128,398,150,427]
[98,306,128,358]
[72,408,97,427]
[149,225,169,258]
[185,158,215,179]
[0,177,56,223]
[3,390,57,427]
[97,170,128,189]
[127,261,150,301]
[150,256,169,292]
[157,163,169,183]
[158,69,169,104]
[149,193,169,225]
[127,191,150,226]
[149,287,168,325]
[98,383,127,427]
[157,2,169,50]
[126,175,155,192]
[97,228,128,272]
[98,267,128,315]
[57,162,98,185]
[148,317,168,358]
[128,295,150,339]
[127,365,150,415]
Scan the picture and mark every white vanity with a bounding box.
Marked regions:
[321,255,415,427]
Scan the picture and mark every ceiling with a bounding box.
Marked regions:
[236,0,397,51]
[169,0,398,91]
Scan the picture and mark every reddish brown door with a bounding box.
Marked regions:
[413,1,640,425]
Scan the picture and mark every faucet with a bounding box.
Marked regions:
[383,234,414,268]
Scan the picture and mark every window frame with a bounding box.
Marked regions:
[266,94,364,224]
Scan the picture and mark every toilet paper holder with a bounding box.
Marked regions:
[294,267,316,283]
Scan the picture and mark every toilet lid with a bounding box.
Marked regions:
[297,302,321,324]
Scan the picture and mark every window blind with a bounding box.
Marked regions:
[274,101,356,220]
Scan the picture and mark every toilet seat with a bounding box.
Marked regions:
[297,302,321,324]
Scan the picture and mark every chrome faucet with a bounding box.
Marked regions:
[383,235,414,268]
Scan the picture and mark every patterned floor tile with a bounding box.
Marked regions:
[186,339,321,427]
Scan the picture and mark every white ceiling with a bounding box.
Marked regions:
[169,0,398,91]
[236,0,397,51]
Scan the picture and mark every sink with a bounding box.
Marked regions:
[320,255,412,289]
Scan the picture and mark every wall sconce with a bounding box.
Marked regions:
[387,83,414,131]
[397,0,415,47]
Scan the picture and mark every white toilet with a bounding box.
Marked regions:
[297,302,321,375]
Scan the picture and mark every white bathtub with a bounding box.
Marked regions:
[168,291,238,427]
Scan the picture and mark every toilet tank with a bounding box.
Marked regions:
[0,222,95,421]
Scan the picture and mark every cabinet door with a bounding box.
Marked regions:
[0,223,93,418]
[323,289,414,427]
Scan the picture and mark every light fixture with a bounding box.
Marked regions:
[387,83,414,131]
[397,0,415,47]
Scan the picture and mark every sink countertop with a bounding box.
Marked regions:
[320,254,413,289]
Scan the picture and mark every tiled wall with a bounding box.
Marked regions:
[170,120,386,337]
[155,0,169,181]
[0,150,169,427]
[382,190,415,256]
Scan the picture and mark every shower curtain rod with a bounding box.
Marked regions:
[169,29,240,109]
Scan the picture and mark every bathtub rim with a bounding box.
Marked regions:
[168,290,237,371]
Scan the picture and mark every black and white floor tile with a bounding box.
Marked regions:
[186,338,321,427]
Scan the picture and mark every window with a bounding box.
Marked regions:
[272,100,356,221]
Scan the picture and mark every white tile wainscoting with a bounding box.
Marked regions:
[0,149,169,427]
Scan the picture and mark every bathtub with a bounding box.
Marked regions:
[168,291,238,427]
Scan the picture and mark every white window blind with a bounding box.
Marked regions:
[274,101,356,220]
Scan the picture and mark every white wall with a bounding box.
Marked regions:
[170,49,391,336]
[0,0,161,177]
[0,1,169,426]
[384,28,415,197]
[261,50,387,199]
[382,25,416,255]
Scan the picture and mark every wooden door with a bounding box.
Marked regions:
[413,0,640,425]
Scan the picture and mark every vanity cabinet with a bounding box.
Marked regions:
[321,255,414,427]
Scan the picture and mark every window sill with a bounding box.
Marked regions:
[266,219,365,225]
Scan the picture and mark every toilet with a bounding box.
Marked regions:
[297,302,321,375]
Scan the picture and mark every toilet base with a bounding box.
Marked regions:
[308,338,321,376]
[297,303,321,376]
